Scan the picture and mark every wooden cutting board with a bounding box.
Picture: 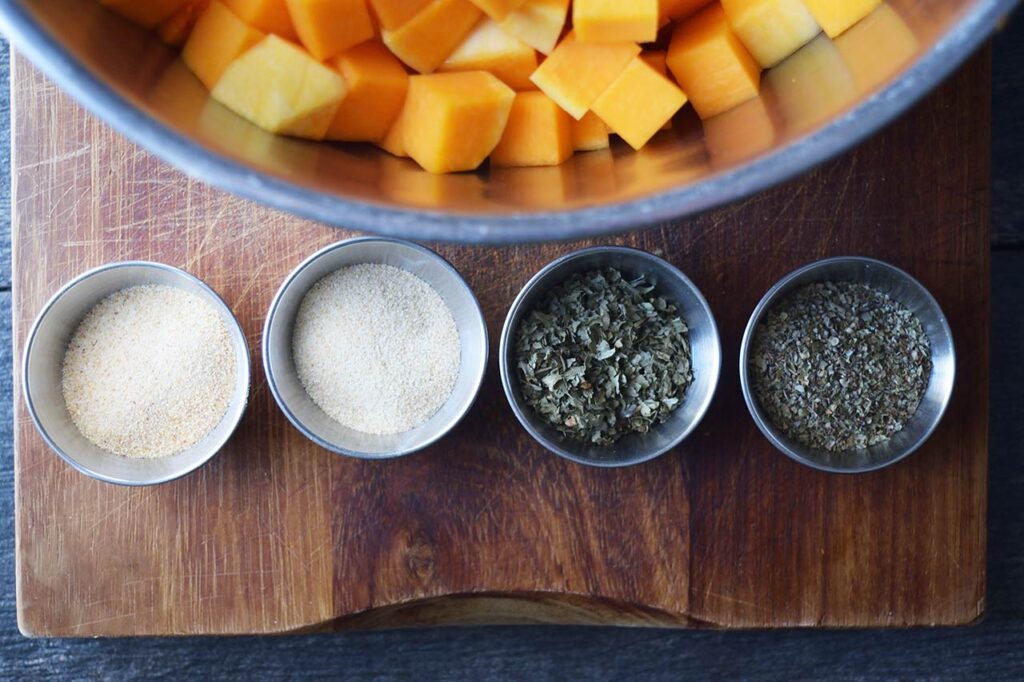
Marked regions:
[12,47,989,636]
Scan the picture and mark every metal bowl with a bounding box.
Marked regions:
[0,0,1015,243]
[22,261,252,486]
[499,246,721,467]
[739,256,955,473]
[263,237,487,458]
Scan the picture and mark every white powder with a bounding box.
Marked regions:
[292,263,461,435]
[61,285,237,458]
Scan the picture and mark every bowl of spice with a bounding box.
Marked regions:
[500,246,721,467]
[23,262,251,485]
[740,256,955,473]
[263,237,486,459]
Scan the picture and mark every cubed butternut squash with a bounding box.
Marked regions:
[834,3,917,91]
[286,0,375,61]
[367,0,432,28]
[223,0,297,39]
[802,0,881,38]
[382,0,483,73]
[100,0,190,28]
[499,0,569,54]
[467,0,526,21]
[570,111,609,151]
[378,108,409,156]
[157,0,210,45]
[573,0,658,44]
[640,51,674,129]
[211,34,347,139]
[402,71,515,173]
[591,56,686,149]
[530,32,640,120]
[660,0,710,21]
[721,0,820,67]
[667,3,760,119]
[491,91,572,166]
[440,19,538,91]
[183,1,265,89]
[327,42,410,142]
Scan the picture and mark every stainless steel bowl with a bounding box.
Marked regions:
[739,256,955,473]
[22,261,252,486]
[263,237,487,458]
[499,246,721,467]
[0,0,1015,243]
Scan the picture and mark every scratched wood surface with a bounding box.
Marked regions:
[12,47,989,635]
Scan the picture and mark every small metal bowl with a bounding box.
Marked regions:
[739,256,956,474]
[263,237,487,459]
[22,262,252,486]
[499,246,722,467]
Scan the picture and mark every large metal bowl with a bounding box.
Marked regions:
[0,0,1014,243]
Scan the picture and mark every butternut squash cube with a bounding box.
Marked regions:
[667,3,760,119]
[378,108,409,156]
[660,0,710,21]
[802,0,881,38]
[440,19,538,91]
[286,0,375,60]
[402,71,515,173]
[183,1,265,89]
[640,51,674,129]
[368,0,432,28]
[573,0,658,44]
[157,0,210,46]
[530,32,641,120]
[500,0,569,54]
[223,0,298,39]
[591,56,686,150]
[382,0,483,73]
[211,35,347,139]
[834,3,917,92]
[327,42,410,142]
[570,111,609,151]
[491,91,572,166]
[100,0,190,28]
[721,0,820,68]
[467,0,527,21]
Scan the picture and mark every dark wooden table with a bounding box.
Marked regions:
[1,19,1022,677]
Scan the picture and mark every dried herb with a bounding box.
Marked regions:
[749,281,931,452]
[514,267,693,445]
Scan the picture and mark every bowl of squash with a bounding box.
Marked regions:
[0,0,1013,242]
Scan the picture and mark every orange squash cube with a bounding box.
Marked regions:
[592,56,686,150]
[573,0,658,44]
[402,71,515,173]
[802,0,881,38]
[500,0,569,54]
[530,32,640,120]
[286,0,375,60]
[491,91,572,166]
[467,0,527,21]
[223,0,298,39]
[667,3,760,119]
[211,35,347,139]
[660,0,710,20]
[326,42,410,142]
[157,0,210,45]
[640,51,675,129]
[382,0,483,73]
[571,111,609,151]
[720,0,820,67]
[367,0,432,28]
[100,0,190,28]
[440,19,538,91]
[378,108,409,156]
[834,3,917,92]
[183,1,265,89]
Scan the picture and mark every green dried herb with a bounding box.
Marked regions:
[750,281,932,452]
[514,267,693,445]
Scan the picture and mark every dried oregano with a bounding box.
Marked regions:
[514,267,693,445]
[749,281,932,452]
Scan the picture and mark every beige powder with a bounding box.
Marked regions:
[61,285,236,458]
[292,264,460,435]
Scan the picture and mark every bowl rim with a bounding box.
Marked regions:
[499,245,722,467]
[0,0,1014,243]
[261,236,489,459]
[22,260,253,486]
[738,255,957,474]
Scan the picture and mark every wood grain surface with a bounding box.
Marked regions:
[12,46,990,636]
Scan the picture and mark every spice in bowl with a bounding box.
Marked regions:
[749,281,932,452]
[61,285,237,458]
[292,263,460,435]
[514,267,693,445]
